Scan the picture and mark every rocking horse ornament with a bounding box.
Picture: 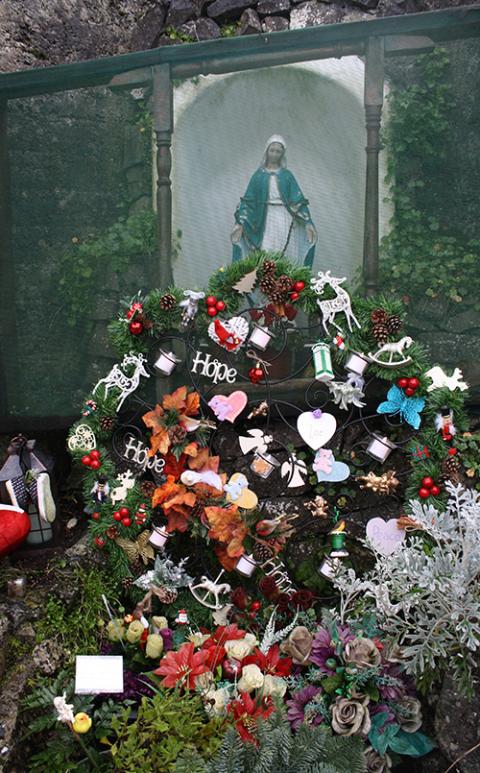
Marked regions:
[189,571,232,610]
[93,352,150,412]
[368,336,414,368]
[310,271,361,334]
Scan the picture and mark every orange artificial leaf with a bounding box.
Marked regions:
[163,452,187,480]
[215,545,240,573]
[188,448,220,473]
[142,404,164,432]
[162,386,188,412]
[152,475,179,509]
[163,489,197,533]
[184,391,200,416]
[148,427,170,457]
[183,442,198,458]
[205,505,240,544]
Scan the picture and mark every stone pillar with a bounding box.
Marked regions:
[152,64,174,289]
[363,36,384,298]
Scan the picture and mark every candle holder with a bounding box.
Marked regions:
[248,324,275,352]
[154,350,181,376]
[235,553,258,577]
[345,351,370,377]
[311,342,334,382]
[366,434,397,463]
[148,526,169,548]
[250,451,280,479]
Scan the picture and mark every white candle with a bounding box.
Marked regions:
[248,325,274,352]
[148,526,169,548]
[366,435,397,463]
[345,351,370,377]
[154,350,180,376]
[235,554,257,577]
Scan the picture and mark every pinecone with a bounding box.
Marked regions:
[262,259,277,275]
[100,415,116,432]
[121,576,133,591]
[386,314,403,335]
[253,541,274,563]
[160,292,177,311]
[276,274,293,293]
[141,480,156,499]
[371,308,388,325]
[168,425,187,445]
[442,456,461,480]
[155,586,178,604]
[373,322,389,345]
[269,288,288,305]
[259,274,277,296]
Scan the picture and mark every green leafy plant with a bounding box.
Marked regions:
[378,48,480,312]
[110,689,230,772]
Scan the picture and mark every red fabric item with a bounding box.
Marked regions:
[0,504,31,555]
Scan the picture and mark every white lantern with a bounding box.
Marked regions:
[250,451,280,479]
[312,342,334,382]
[345,351,370,377]
[148,526,169,548]
[248,324,275,352]
[235,553,258,577]
[366,434,397,463]
[154,350,180,376]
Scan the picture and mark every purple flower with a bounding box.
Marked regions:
[286,686,323,730]
[310,625,354,674]
[159,628,174,651]
[378,663,407,702]
[97,669,155,703]
[370,702,396,726]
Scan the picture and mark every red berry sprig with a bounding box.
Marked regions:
[205,296,226,317]
[94,536,106,549]
[113,506,132,527]
[397,376,420,397]
[289,279,306,303]
[81,449,101,470]
[418,476,441,499]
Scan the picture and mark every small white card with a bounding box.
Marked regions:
[75,655,124,694]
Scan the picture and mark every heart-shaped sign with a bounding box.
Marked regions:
[224,473,258,509]
[67,424,97,453]
[0,504,31,556]
[313,449,350,483]
[208,391,248,423]
[297,410,336,451]
[366,517,405,556]
[208,317,249,353]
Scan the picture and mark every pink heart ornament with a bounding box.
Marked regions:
[366,517,405,556]
[208,391,248,423]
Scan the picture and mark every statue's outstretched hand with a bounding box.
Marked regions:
[231,223,243,244]
[306,224,317,245]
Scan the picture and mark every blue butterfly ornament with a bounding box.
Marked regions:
[377,385,425,430]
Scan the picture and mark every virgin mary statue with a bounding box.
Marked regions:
[231,135,317,267]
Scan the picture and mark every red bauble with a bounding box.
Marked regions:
[113,511,122,522]
[215,300,226,312]
[418,487,430,499]
[129,320,143,336]
[207,307,217,317]
[81,455,92,466]
[90,459,101,470]
[0,505,31,555]
[431,485,441,496]
[290,291,300,302]
[421,476,434,489]
[222,658,241,681]
[408,377,420,389]
[397,378,409,389]
[206,296,217,307]
[444,433,452,442]
[92,512,101,521]
[122,517,132,527]
[293,280,305,292]
[126,308,134,320]
[448,448,458,456]
[250,600,262,612]
[89,449,101,461]
[119,506,130,517]
[405,387,415,397]
[95,536,106,548]
[249,367,263,384]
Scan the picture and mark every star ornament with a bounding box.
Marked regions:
[377,385,425,430]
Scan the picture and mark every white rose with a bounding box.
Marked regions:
[237,663,264,693]
[187,631,210,648]
[225,633,257,660]
[262,675,287,698]
[204,687,230,716]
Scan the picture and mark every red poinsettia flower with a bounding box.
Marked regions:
[229,692,274,743]
[202,644,226,674]
[242,644,292,677]
[154,642,210,689]
[202,624,246,648]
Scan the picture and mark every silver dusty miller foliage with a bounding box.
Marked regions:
[333,483,480,691]
[134,551,193,591]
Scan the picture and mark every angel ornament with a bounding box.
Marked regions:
[189,571,232,610]
[368,336,413,367]
[280,453,308,488]
[239,429,273,455]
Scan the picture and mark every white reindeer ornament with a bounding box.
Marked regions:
[93,353,150,412]
[311,271,361,334]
